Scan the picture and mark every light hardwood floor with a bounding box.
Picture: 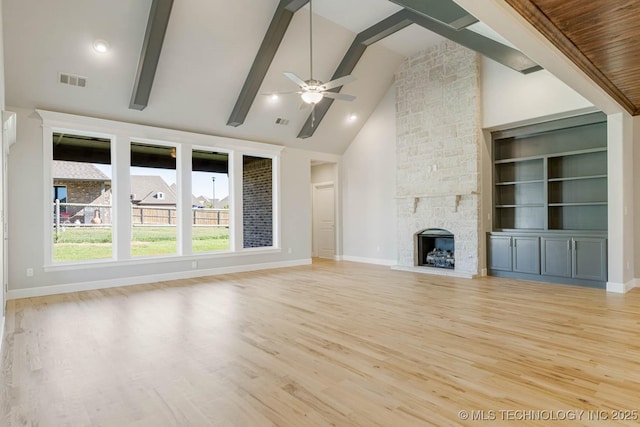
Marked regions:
[2,259,640,426]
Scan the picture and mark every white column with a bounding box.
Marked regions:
[177,144,192,256]
[230,151,243,251]
[112,134,131,260]
[607,112,634,292]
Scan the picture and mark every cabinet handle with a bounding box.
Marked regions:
[573,240,577,251]
[567,240,571,251]
[513,239,517,248]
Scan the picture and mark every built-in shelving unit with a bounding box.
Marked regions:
[488,112,608,288]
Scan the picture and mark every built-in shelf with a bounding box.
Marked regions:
[492,112,608,234]
[490,112,608,288]
[548,202,608,207]
[496,179,545,186]
[548,175,607,182]
[496,204,545,208]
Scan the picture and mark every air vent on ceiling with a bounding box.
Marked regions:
[59,73,87,88]
[275,118,289,126]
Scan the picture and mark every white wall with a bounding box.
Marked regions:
[6,107,334,297]
[342,85,397,265]
[0,0,6,325]
[482,57,595,130]
[311,163,335,184]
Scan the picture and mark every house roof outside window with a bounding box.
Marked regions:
[130,175,177,206]
[52,160,109,181]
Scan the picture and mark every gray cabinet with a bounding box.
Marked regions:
[541,236,607,282]
[488,235,512,271]
[573,238,607,281]
[488,235,540,274]
[540,237,572,277]
[512,236,540,274]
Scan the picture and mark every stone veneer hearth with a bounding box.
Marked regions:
[395,40,482,276]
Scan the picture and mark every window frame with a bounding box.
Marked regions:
[39,110,283,271]
[190,145,233,255]
[43,126,116,265]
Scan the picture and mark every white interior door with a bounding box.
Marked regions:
[313,183,335,259]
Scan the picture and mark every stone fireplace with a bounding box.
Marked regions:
[416,229,454,269]
[394,40,481,277]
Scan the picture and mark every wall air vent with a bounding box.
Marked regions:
[59,73,87,88]
[275,118,289,126]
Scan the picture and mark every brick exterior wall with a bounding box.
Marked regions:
[53,179,111,224]
[395,40,482,274]
[243,157,273,248]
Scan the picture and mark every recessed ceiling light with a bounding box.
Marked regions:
[348,113,358,122]
[93,39,110,54]
[270,94,279,101]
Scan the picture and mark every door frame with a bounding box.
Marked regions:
[312,181,336,259]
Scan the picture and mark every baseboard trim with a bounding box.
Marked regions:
[7,259,312,300]
[341,255,395,266]
[606,279,637,293]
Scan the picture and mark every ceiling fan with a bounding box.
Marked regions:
[268,0,356,124]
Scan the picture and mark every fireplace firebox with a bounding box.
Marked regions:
[416,228,454,269]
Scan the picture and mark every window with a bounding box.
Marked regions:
[130,142,178,257]
[192,149,230,252]
[243,155,273,248]
[53,185,67,214]
[51,132,113,262]
[42,111,282,268]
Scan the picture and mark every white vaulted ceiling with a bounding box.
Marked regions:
[2,0,465,154]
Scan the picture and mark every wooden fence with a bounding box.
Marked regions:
[131,207,229,226]
[54,202,229,227]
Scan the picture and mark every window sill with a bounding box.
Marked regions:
[44,247,282,272]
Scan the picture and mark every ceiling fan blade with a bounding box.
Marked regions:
[322,92,356,102]
[283,72,307,88]
[321,75,356,91]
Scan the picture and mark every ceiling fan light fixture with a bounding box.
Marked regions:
[301,91,323,104]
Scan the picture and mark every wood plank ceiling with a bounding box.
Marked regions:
[505,0,640,115]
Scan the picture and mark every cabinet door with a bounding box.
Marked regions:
[541,237,571,277]
[573,238,607,281]
[513,236,540,274]
[488,235,512,271]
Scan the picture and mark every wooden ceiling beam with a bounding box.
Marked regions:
[297,10,413,139]
[297,4,542,139]
[388,0,477,30]
[130,0,174,111]
[407,10,541,75]
[227,0,309,127]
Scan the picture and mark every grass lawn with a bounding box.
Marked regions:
[53,226,229,262]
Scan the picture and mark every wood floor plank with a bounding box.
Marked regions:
[2,259,640,425]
